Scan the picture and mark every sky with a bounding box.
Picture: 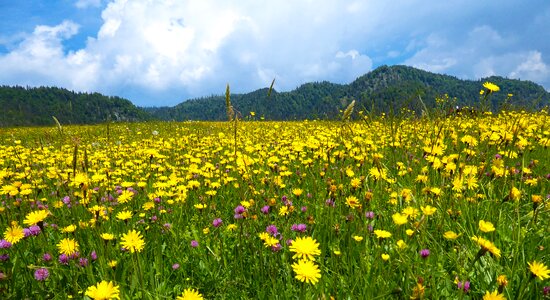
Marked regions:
[0,0,549,107]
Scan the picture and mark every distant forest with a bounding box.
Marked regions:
[1,65,549,126]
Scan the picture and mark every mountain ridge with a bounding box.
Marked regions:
[145,65,550,120]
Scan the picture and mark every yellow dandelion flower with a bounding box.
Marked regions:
[289,236,321,261]
[479,220,496,233]
[292,259,321,285]
[528,261,550,280]
[120,230,145,253]
[23,210,49,226]
[482,289,506,300]
[352,235,363,242]
[483,82,500,93]
[57,238,79,256]
[443,231,460,240]
[345,196,361,209]
[176,288,204,300]
[101,233,116,241]
[116,210,132,221]
[85,280,120,300]
[61,224,77,233]
[3,225,25,244]
[373,230,392,239]
[472,236,501,258]
[392,212,408,225]
[421,205,437,216]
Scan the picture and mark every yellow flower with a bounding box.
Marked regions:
[472,236,501,258]
[352,235,363,242]
[23,210,49,226]
[373,230,392,239]
[528,261,550,280]
[3,225,25,244]
[85,280,120,300]
[483,82,500,93]
[479,220,495,233]
[345,196,361,209]
[176,288,204,300]
[381,253,390,261]
[406,229,415,236]
[292,188,303,197]
[120,230,145,253]
[421,205,437,216]
[482,289,506,300]
[61,224,77,233]
[116,210,132,221]
[396,240,407,249]
[289,236,321,261]
[392,213,408,225]
[57,238,79,256]
[292,259,321,285]
[443,231,460,240]
[101,233,116,241]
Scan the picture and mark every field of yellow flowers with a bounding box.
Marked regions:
[0,108,549,299]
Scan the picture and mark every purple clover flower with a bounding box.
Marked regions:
[261,205,270,214]
[213,218,223,228]
[190,240,199,248]
[266,225,278,236]
[0,240,12,249]
[34,268,49,281]
[420,249,430,258]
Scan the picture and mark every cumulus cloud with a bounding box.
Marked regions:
[405,25,550,89]
[0,0,549,105]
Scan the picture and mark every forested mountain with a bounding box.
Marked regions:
[0,86,151,126]
[146,65,550,121]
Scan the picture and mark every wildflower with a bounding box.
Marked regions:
[266,225,278,236]
[0,240,12,249]
[120,230,145,253]
[345,196,361,209]
[261,205,270,214]
[57,238,79,256]
[292,188,303,197]
[479,220,496,233]
[116,210,132,221]
[365,211,375,219]
[58,254,69,265]
[61,224,77,233]
[176,288,204,300]
[292,259,321,285]
[3,225,25,244]
[421,205,437,216]
[24,225,41,236]
[172,263,180,270]
[353,236,363,242]
[392,213,408,225]
[482,290,506,300]
[226,224,237,231]
[34,268,49,281]
[190,240,199,248]
[374,230,392,239]
[528,261,550,280]
[381,253,390,261]
[483,82,500,93]
[443,231,460,240]
[85,280,120,300]
[212,218,223,228]
[289,236,321,261]
[291,223,307,233]
[108,260,117,268]
[91,251,97,261]
[23,210,49,226]
[397,240,407,249]
[43,253,52,261]
[419,249,430,258]
[101,233,115,241]
[472,236,501,258]
[79,257,89,267]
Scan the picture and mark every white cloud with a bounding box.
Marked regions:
[405,26,550,89]
[1,0,549,105]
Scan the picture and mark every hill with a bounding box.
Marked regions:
[0,86,151,126]
[146,65,550,120]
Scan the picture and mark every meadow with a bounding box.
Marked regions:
[0,94,549,299]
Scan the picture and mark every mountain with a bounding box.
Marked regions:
[146,65,550,121]
[0,86,151,126]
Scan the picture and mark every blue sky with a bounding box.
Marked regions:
[1,0,549,107]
